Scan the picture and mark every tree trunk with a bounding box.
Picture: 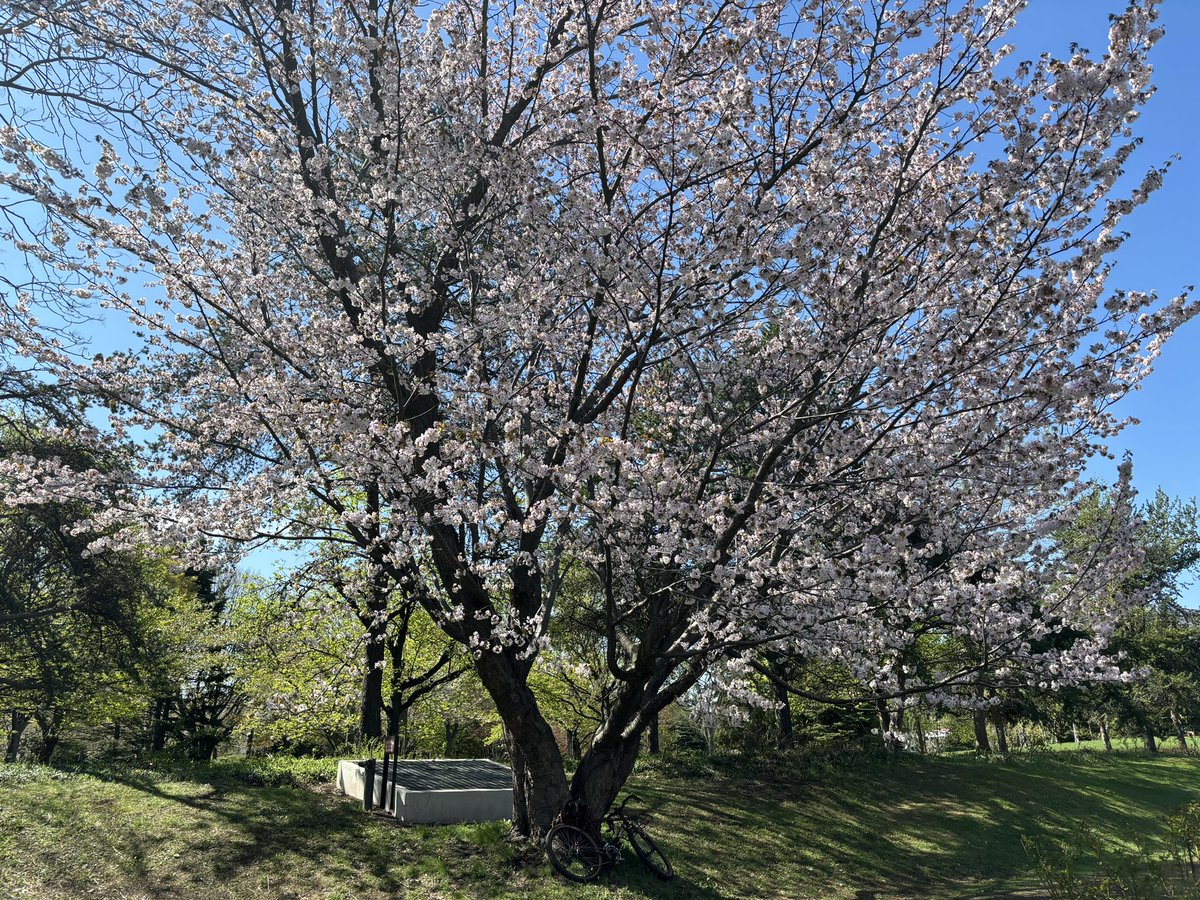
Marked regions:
[648,712,660,755]
[444,720,459,758]
[874,701,907,751]
[1171,710,1189,754]
[5,711,29,763]
[360,624,386,739]
[33,711,60,764]
[1072,722,1081,747]
[357,533,395,741]
[775,680,794,748]
[1143,724,1158,754]
[992,713,1009,756]
[913,708,927,755]
[973,708,991,753]
[150,697,171,751]
[397,705,409,758]
[570,727,645,821]
[566,729,581,760]
[1099,718,1113,753]
[474,652,569,838]
[508,733,530,833]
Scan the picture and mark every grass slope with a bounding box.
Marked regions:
[2,750,1199,899]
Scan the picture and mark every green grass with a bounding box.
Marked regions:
[2,749,1200,898]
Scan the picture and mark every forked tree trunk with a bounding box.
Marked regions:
[877,699,904,751]
[471,615,703,836]
[5,711,29,763]
[475,653,568,838]
[1099,718,1113,752]
[1072,722,1081,746]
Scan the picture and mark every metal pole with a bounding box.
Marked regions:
[380,740,392,813]
[387,714,402,813]
[362,758,376,812]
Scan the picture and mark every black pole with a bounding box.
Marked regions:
[380,741,392,813]
[362,758,376,812]
[388,713,402,812]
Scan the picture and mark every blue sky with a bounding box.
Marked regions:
[1011,0,1200,600]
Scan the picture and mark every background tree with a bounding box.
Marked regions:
[229,575,362,753]
[0,422,211,761]
[1069,490,1200,753]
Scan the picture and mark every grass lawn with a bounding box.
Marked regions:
[2,749,1200,899]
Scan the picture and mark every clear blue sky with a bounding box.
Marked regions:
[1012,0,1200,601]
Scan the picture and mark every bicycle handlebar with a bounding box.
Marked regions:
[616,793,644,813]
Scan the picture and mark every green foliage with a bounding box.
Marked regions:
[1022,830,1171,899]
[65,751,342,787]
[1165,802,1200,881]
[1022,796,1200,899]
[228,576,361,752]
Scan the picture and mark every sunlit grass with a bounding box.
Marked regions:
[2,749,1199,898]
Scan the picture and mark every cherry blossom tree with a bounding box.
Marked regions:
[0,0,1193,834]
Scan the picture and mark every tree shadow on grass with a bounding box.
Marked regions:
[77,765,724,899]
[67,766,415,897]
[631,752,1200,899]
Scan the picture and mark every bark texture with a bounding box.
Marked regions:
[5,711,29,763]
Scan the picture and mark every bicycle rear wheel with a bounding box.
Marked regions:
[629,826,673,880]
[545,823,604,883]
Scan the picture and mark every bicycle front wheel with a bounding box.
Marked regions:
[545,823,604,883]
[629,826,673,880]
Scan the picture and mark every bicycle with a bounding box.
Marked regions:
[544,793,673,883]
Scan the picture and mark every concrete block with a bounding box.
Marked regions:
[337,758,514,825]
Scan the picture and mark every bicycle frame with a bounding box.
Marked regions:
[545,792,672,883]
